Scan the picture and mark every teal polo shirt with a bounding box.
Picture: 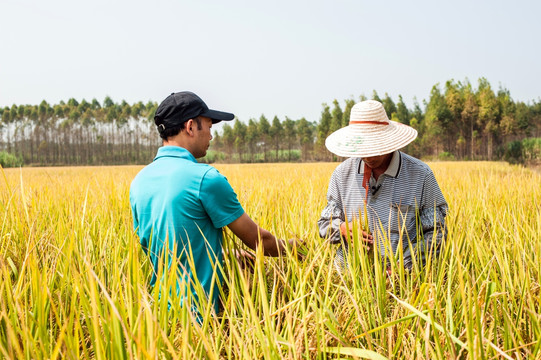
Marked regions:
[129,146,245,313]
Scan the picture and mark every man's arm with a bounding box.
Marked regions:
[318,170,345,244]
[227,213,287,257]
[199,168,298,257]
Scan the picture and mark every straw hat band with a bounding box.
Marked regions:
[349,120,389,125]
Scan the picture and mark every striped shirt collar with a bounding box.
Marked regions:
[358,151,401,178]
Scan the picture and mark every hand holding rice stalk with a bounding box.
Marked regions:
[287,237,307,260]
[339,218,373,250]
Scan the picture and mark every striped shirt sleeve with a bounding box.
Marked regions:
[317,167,345,244]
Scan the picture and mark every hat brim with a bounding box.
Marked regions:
[325,120,418,157]
[200,109,235,124]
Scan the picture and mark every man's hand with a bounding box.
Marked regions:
[287,238,306,260]
[233,248,255,272]
[339,222,373,250]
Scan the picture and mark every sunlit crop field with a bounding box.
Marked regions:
[0,161,540,359]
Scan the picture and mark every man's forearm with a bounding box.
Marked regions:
[258,229,287,257]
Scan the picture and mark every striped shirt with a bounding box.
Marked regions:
[317,151,448,269]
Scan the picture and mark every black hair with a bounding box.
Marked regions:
[155,117,203,140]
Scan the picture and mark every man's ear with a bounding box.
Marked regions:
[185,119,194,136]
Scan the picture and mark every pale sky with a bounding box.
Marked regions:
[1,0,540,125]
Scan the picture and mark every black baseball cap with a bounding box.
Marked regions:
[154,91,235,130]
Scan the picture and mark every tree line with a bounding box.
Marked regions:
[0,97,158,165]
[210,78,541,163]
[1,78,540,167]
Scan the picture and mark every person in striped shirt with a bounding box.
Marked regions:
[318,100,448,273]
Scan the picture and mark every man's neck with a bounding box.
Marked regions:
[371,153,393,181]
[163,134,192,153]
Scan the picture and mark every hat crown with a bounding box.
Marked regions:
[350,100,389,125]
[154,91,207,127]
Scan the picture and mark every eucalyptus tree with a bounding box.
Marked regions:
[329,99,343,133]
[371,90,382,103]
[296,117,314,161]
[424,84,452,156]
[233,119,247,162]
[246,118,260,162]
[461,86,479,159]
[382,93,397,119]
[316,103,331,160]
[25,105,38,163]
[497,87,519,146]
[396,95,410,125]
[221,123,235,161]
[477,78,500,159]
[341,99,355,127]
[269,116,283,161]
[1,106,14,152]
[258,115,270,161]
[444,81,465,158]
[514,101,535,138]
[35,100,54,163]
[283,117,297,161]
[532,100,541,137]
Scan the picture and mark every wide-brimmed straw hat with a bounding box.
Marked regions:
[325,100,418,158]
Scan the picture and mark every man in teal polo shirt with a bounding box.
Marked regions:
[130,91,292,315]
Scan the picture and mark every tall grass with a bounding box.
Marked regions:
[0,162,539,359]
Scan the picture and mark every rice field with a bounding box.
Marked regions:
[0,161,540,359]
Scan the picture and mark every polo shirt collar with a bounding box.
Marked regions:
[358,151,401,178]
[154,146,197,163]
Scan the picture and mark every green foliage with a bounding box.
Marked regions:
[499,137,541,165]
[503,140,523,164]
[330,99,343,132]
[233,119,247,157]
[270,116,284,159]
[0,151,23,167]
[199,150,225,163]
[0,107,10,123]
[396,95,410,125]
[342,99,355,127]
[268,149,300,161]
[371,90,382,103]
[437,151,455,161]
[382,93,397,119]
[522,137,541,161]
[103,96,114,108]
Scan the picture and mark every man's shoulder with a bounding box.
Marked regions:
[183,163,227,189]
[130,163,154,189]
[193,162,217,176]
[329,158,360,182]
[400,152,431,172]
[131,159,214,192]
[335,157,359,173]
[200,164,224,179]
[200,165,233,190]
[156,156,215,177]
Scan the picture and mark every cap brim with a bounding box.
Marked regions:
[200,109,235,124]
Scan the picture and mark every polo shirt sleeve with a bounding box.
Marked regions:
[200,168,245,229]
[317,166,345,244]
